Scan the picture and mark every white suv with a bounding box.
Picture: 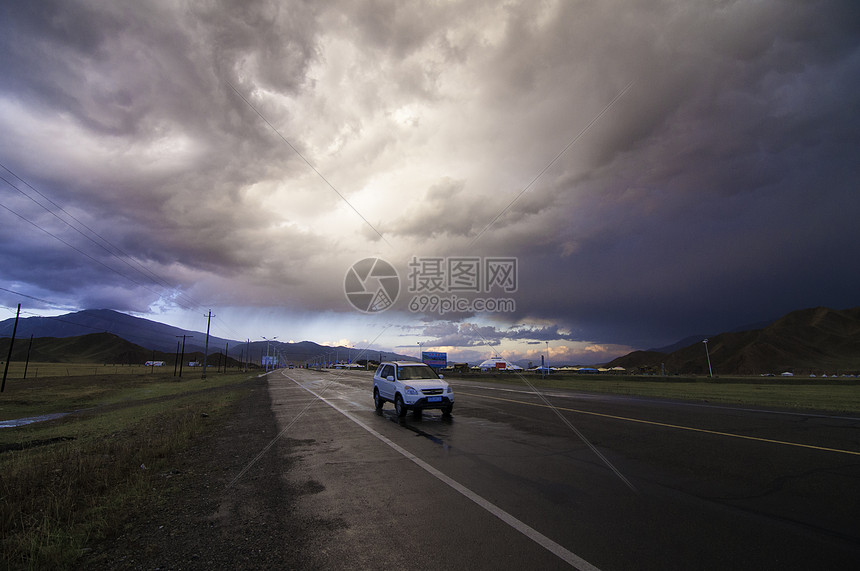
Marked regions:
[373,361,454,417]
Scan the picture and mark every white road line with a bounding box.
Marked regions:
[284,373,600,571]
[458,383,860,421]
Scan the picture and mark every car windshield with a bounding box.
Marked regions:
[396,365,438,380]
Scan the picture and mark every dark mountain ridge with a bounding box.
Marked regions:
[0,309,230,354]
[0,309,410,366]
[610,306,860,375]
[0,332,228,367]
[6,307,857,374]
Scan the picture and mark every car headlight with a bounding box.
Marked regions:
[445,385,453,394]
[404,386,419,396]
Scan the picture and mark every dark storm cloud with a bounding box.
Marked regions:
[0,0,334,311]
[1,1,858,352]
[446,0,860,347]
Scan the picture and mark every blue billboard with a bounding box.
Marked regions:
[422,351,447,369]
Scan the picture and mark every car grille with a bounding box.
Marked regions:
[421,388,443,395]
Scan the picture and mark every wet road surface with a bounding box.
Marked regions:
[262,368,860,570]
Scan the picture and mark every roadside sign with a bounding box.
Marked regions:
[422,351,447,369]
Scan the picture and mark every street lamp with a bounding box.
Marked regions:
[546,341,549,374]
[703,338,713,378]
[262,336,278,371]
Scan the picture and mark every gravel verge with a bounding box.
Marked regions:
[82,378,315,569]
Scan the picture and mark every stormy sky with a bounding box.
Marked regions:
[1,0,859,365]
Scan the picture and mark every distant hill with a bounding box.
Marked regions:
[0,309,412,366]
[609,306,860,375]
[609,350,668,370]
[0,309,232,354]
[646,320,775,354]
[0,332,234,366]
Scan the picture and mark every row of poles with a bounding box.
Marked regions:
[1,304,22,392]
[0,305,262,391]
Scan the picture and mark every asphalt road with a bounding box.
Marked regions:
[264,368,860,570]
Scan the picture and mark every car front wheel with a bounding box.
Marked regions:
[394,394,408,418]
[442,403,453,416]
[373,388,384,411]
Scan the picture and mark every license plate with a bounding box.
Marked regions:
[427,396,442,402]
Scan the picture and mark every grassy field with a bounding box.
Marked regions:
[0,368,260,570]
[449,372,860,414]
[1,361,245,380]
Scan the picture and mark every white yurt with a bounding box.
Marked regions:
[478,357,523,371]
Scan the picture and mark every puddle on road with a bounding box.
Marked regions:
[0,412,71,428]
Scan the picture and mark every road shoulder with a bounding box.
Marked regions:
[82,377,313,569]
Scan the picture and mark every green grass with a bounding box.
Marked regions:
[450,373,860,414]
[0,367,247,420]
[1,361,243,380]
[0,369,257,570]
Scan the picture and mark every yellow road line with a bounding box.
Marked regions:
[459,391,860,457]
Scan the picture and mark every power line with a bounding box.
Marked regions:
[0,287,54,305]
[0,188,242,344]
[227,82,391,248]
[0,163,255,336]
[212,315,248,344]
[0,163,204,311]
[0,306,237,352]
[0,199,160,293]
[0,165,254,343]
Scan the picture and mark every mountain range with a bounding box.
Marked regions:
[0,309,411,366]
[0,309,229,354]
[2,306,859,374]
[608,306,860,375]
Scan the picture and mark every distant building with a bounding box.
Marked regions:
[478,357,523,371]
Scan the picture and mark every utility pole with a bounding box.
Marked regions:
[176,335,192,378]
[703,339,713,378]
[174,340,180,377]
[2,303,21,392]
[202,310,214,379]
[24,334,34,379]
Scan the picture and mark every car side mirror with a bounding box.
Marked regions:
[438,374,444,379]
[386,375,394,382]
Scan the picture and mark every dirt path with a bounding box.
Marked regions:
[83,378,315,569]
